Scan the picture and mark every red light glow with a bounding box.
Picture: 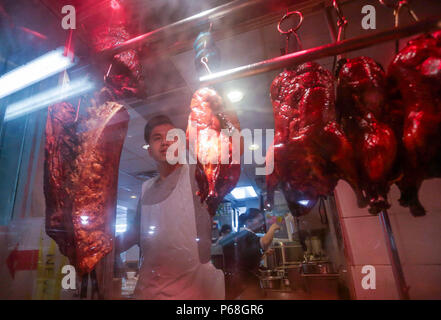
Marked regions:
[110,0,120,10]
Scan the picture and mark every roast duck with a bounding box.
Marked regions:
[336,56,398,214]
[187,87,242,216]
[387,31,441,216]
[267,31,441,217]
[266,62,366,216]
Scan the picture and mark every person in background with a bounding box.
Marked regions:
[211,223,233,269]
[220,208,280,299]
[216,224,232,244]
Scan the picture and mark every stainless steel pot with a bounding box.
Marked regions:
[259,268,285,278]
[272,241,304,266]
[259,269,276,277]
[264,250,279,270]
[301,261,335,274]
[259,276,283,290]
[284,264,303,291]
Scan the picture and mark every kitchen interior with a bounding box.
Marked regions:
[0,0,441,300]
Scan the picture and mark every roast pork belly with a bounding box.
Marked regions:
[44,101,129,274]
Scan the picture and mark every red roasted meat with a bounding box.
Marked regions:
[387,31,441,216]
[336,56,398,214]
[187,87,242,216]
[266,62,366,216]
[44,100,129,274]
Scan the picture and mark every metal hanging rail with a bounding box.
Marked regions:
[100,0,264,58]
[199,15,441,85]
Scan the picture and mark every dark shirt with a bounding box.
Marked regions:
[220,229,263,299]
[220,229,263,278]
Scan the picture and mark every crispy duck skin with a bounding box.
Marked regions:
[387,31,441,216]
[44,101,129,275]
[187,87,242,216]
[336,57,398,215]
[267,62,366,216]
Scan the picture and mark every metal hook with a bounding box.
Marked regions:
[379,0,419,27]
[378,0,399,9]
[278,11,304,55]
[332,0,347,27]
[394,1,419,28]
[379,0,419,53]
[277,10,304,34]
[201,56,212,74]
[104,63,113,82]
[331,0,348,73]
[332,0,348,42]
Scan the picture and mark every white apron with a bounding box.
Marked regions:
[133,164,225,300]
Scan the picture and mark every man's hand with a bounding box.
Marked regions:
[268,223,281,233]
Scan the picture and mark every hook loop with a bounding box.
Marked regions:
[379,0,419,27]
[277,11,303,35]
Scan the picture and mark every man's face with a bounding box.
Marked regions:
[147,123,177,163]
[247,213,265,232]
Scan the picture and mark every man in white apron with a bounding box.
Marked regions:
[116,115,225,300]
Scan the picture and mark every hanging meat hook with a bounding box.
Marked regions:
[379,0,419,27]
[379,0,419,52]
[195,22,218,75]
[333,0,348,42]
[331,0,348,72]
[277,10,304,55]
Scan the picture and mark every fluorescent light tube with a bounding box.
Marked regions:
[4,77,94,121]
[0,47,75,99]
[227,90,244,103]
[230,186,258,200]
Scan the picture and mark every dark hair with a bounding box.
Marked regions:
[245,208,262,221]
[239,208,262,227]
[144,115,175,144]
[220,224,232,235]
